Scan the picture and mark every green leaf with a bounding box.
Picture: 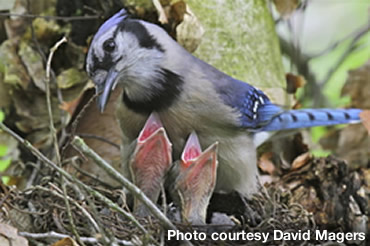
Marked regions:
[0,144,11,185]
[311,149,332,157]
[311,126,327,143]
[1,176,10,184]
[0,158,11,172]
[0,145,7,156]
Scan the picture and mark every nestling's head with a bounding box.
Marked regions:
[86,9,183,113]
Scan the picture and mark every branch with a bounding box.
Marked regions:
[71,136,178,232]
[0,122,153,243]
[45,36,88,245]
[318,25,370,86]
[18,231,134,246]
[45,36,67,166]
[36,184,100,233]
[0,12,100,22]
[78,133,120,150]
[310,25,370,59]
[279,37,329,107]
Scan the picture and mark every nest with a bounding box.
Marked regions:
[1,154,368,245]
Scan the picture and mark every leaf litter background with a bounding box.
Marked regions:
[0,0,369,245]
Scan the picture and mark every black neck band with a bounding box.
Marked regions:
[123,68,183,114]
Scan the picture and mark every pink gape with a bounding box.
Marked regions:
[130,113,218,224]
[129,113,172,216]
[173,132,218,224]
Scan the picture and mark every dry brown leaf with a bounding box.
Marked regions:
[64,89,122,186]
[13,90,61,133]
[286,73,306,94]
[60,96,83,116]
[57,68,87,89]
[23,18,62,43]
[0,223,28,246]
[320,61,370,167]
[0,40,31,89]
[258,152,276,175]
[18,41,46,91]
[51,237,79,246]
[176,4,204,53]
[3,0,29,39]
[170,0,187,23]
[291,152,311,170]
[273,0,299,18]
[360,110,370,135]
[342,61,370,109]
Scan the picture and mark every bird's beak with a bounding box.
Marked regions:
[175,132,219,224]
[129,113,173,216]
[96,69,119,113]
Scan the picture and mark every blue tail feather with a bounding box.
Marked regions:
[259,108,362,131]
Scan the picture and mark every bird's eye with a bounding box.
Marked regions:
[103,39,116,52]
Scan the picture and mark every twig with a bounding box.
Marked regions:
[26,0,47,63]
[279,37,328,107]
[318,26,370,86]
[65,156,117,189]
[78,133,120,150]
[71,137,193,244]
[0,186,13,208]
[82,182,119,245]
[62,181,86,246]
[37,184,100,233]
[49,180,123,245]
[5,199,48,216]
[279,23,369,107]
[25,160,41,188]
[0,122,153,243]
[18,231,134,245]
[160,184,167,246]
[71,136,178,232]
[79,181,159,245]
[61,93,98,158]
[45,36,87,245]
[45,36,67,166]
[71,94,98,137]
[310,25,370,59]
[0,12,100,21]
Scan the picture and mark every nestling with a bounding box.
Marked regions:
[126,112,172,216]
[168,132,218,224]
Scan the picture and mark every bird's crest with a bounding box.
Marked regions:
[94,9,128,40]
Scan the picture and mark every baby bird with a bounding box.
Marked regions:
[126,112,172,216]
[169,132,218,224]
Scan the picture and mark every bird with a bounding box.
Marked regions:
[168,131,218,224]
[125,112,218,222]
[126,112,172,216]
[86,9,363,198]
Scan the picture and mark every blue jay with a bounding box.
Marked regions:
[86,9,363,197]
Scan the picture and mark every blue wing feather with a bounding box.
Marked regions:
[216,78,362,131]
[215,78,282,129]
[260,108,362,131]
